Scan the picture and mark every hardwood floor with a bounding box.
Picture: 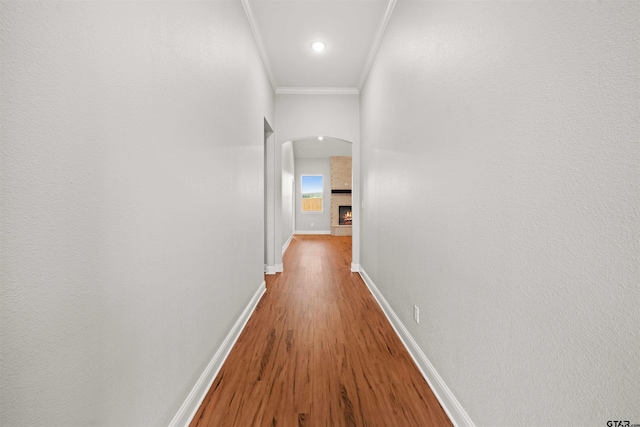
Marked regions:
[190,235,452,427]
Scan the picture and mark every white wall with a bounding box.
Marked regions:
[360,1,639,425]
[274,94,360,268]
[295,158,332,233]
[281,141,295,247]
[0,2,274,426]
[275,94,360,144]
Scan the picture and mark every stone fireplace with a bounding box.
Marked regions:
[330,156,352,236]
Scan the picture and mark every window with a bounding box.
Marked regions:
[301,175,323,213]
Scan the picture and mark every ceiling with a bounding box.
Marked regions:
[244,0,395,93]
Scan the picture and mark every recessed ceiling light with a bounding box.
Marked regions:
[318,136,324,140]
[311,41,326,52]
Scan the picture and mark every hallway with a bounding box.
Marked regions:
[190,235,452,426]
[2,2,638,425]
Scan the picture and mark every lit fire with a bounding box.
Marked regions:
[343,211,352,223]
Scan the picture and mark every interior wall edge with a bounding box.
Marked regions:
[358,268,475,427]
[265,266,277,275]
[169,281,267,427]
[282,234,294,255]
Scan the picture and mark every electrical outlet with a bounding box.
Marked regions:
[310,222,314,227]
[413,305,419,324]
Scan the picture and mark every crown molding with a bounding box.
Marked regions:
[241,0,278,91]
[358,0,397,91]
[276,87,359,95]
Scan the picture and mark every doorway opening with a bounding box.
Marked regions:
[264,118,273,271]
[286,136,353,243]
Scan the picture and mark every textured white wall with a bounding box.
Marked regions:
[360,1,639,425]
[281,141,295,246]
[0,2,274,426]
[275,94,360,145]
[295,158,332,233]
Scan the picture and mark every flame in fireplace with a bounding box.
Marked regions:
[338,205,352,225]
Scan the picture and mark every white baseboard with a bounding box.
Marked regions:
[350,263,360,272]
[275,263,283,273]
[282,235,293,255]
[294,230,331,235]
[358,269,475,427]
[265,265,276,275]
[169,281,266,427]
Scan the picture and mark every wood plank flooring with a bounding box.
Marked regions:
[190,235,452,427]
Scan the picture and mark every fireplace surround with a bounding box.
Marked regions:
[330,156,352,236]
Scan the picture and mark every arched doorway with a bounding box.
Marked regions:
[283,137,353,254]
